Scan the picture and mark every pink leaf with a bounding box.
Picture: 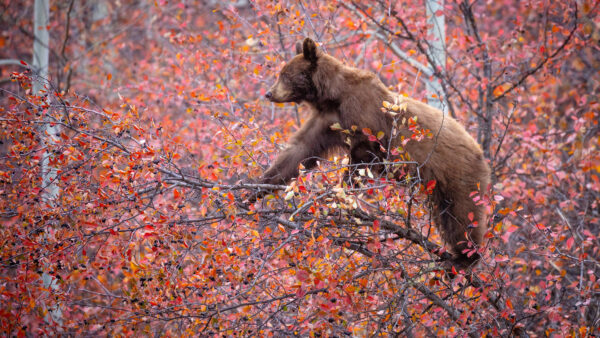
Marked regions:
[566,237,574,250]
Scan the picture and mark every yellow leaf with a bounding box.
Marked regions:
[330,122,343,131]
[284,190,295,200]
[130,261,139,273]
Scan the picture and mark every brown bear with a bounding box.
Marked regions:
[259,38,491,267]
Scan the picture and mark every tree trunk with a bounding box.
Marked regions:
[425,0,447,113]
[33,0,63,325]
[34,0,58,202]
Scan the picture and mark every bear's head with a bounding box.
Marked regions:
[265,38,321,103]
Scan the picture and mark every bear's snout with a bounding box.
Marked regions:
[265,80,292,103]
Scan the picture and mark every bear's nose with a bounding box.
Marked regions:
[265,91,273,100]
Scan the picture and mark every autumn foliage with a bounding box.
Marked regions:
[0,0,599,336]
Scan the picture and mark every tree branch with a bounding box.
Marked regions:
[343,2,432,77]
[492,2,578,102]
[0,59,29,67]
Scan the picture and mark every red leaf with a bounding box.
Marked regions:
[20,60,27,65]
[143,232,158,238]
[373,219,380,232]
[426,180,436,192]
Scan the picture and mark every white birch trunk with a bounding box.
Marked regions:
[34,0,59,202]
[425,0,447,113]
[33,0,63,325]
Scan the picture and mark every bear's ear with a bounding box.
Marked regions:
[295,41,302,55]
[302,38,318,63]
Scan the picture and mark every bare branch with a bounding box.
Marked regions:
[0,59,29,67]
[343,2,432,77]
[492,2,578,102]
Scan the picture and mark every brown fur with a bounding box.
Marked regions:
[261,38,491,267]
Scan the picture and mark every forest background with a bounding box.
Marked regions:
[0,0,599,336]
